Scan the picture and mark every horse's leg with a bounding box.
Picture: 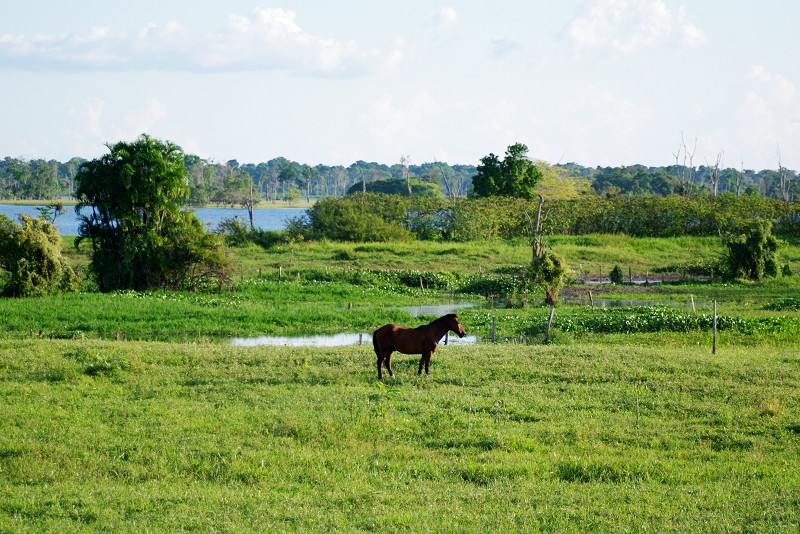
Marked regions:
[377,353,383,379]
[418,354,424,375]
[385,351,394,377]
[424,351,432,374]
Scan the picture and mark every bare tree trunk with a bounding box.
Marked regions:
[434,158,455,199]
[248,181,255,230]
[401,155,412,196]
[707,150,724,198]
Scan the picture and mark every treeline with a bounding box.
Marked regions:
[0,155,476,204]
[295,193,800,242]
[1,154,797,203]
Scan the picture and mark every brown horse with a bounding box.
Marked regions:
[372,313,466,379]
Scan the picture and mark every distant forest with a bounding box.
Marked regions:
[0,153,797,204]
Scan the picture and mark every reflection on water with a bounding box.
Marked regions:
[229,332,478,347]
[401,302,478,317]
[560,295,696,308]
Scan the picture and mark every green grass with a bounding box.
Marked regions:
[2,234,800,531]
[1,340,798,531]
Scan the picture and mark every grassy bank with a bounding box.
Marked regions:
[1,339,798,531]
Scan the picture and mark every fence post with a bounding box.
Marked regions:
[544,305,556,343]
[712,300,717,354]
[491,317,496,343]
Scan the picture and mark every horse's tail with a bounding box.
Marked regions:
[372,328,380,357]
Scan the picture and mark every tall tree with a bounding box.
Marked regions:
[74,134,230,291]
[471,143,542,199]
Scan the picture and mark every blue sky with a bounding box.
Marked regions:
[1,1,798,171]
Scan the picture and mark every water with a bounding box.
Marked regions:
[229,332,478,347]
[0,204,307,236]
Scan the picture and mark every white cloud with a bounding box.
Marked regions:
[433,7,459,29]
[77,97,106,138]
[490,38,521,59]
[364,92,437,141]
[750,64,796,105]
[564,0,706,53]
[0,8,401,76]
[125,98,167,137]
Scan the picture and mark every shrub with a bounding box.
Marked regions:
[722,219,779,281]
[609,265,625,284]
[0,214,78,297]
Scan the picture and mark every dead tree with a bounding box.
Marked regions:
[706,150,724,197]
[672,133,697,196]
[400,155,412,196]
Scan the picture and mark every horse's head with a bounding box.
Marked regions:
[450,314,466,338]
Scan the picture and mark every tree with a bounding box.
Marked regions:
[74,134,231,291]
[0,214,78,297]
[471,143,542,199]
[722,219,779,281]
[345,178,441,197]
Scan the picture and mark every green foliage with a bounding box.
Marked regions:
[0,214,78,297]
[609,264,624,284]
[216,217,251,247]
[74,134,232,291]
[530,251,568,305]
[722,219,779,281]
[304,194,412,241]
[471,143,543,199]
[764,297,800,311]
[294,194,800,245]
[458,273,521,297]
[346,177,441,197]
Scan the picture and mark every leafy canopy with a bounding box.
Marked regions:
[0,214,78,297]
[74,134,231,291]
[722,219,779,281]
[471,143,543,200]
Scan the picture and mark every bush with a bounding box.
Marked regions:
[0,215,78,297]
[609,265,624,284]
[304,195,412,242]
[722,219,779,281]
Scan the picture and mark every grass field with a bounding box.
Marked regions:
[1,339,798,532]
[2,234,800,531]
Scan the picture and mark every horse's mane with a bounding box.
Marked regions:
[431,313,457,324]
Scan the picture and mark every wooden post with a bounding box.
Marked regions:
[690,294,696,315]
[544,305,556,343]
[491,317,496,343]
[420,276,424,291]
[599,265,604,280]
[588,290,595,310]
[712,300,717,354]
[628,266,633,283]
[359,334,363,345]
[279,266,283,279]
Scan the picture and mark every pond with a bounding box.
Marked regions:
[229,332,478,347]
[0,204,307,236]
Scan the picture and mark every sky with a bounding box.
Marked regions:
[1,1,799,171]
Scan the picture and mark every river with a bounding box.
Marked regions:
[0,204,307,236]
